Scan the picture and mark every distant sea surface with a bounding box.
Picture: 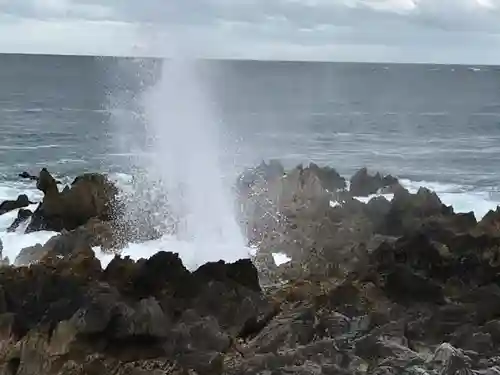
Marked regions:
[0,53,500,261]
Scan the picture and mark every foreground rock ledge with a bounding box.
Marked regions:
[3,242,500,374]
[0,248,269,375]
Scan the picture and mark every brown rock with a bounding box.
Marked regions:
[27,169,119,233]
[0,195,33,216]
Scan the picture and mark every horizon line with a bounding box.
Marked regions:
[0,51,498,67]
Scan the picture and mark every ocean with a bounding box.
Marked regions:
[0,53,499,265]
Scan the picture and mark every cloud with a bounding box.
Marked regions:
[0,0,500,63]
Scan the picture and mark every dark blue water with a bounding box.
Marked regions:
[0,54,499,192]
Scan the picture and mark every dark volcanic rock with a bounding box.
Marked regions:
[307,162,346,191]
[0,194,33,216]
[18,171,38,181]
[26,169,120,233]
[7,209,32,232]
[16,218,121,266]
[9,161,500,374]
[0,248,269,375]
[377,186,456,236]
[477,206,500,236]
[349,167,400,197]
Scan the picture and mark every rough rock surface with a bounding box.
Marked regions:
[350,167,400,197]
[0,195,33,216]
[7,161,500,374]
[26,169,119,233]
[6,209,32,233]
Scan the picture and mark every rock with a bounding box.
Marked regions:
[477,207,500,236]
[379,187,455,236]
[0,194,33,216]
[16,219,121,266]
[26,169,119,233]
[307,163,346,191]
[0,248,275,375]
[18,171,38,181]
[430,343,474,375]
[14,243,46,266]
[237,160,285,191]
[7,209,32,232]
[349,168,399,197]
[245,304,316,354]
[10,162,500,374]
[111,297,171,339]
[193,258,261,293]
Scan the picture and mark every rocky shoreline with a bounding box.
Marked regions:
[0,162,499,374]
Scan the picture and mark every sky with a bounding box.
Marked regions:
[0,0,500,63]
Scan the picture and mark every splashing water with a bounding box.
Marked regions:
[111,58,251,268]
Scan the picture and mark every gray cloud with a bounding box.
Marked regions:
[0,0,499,63]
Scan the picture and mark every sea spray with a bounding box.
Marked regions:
[109,58,251,268]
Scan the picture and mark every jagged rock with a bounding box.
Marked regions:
[431,343,475,375]
[307,163,346,192]
[237,160,285,191]
[349,168,399,197]
[0,194,33,216]
[26,169,119,233]
[0,248,270,375]
[7,209,32,232]
[378,187,456,236]
[193,258,261,293]
[18,171,38,181]
[16,219,121,266]
[477,207,500,236]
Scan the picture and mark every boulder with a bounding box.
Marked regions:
[26,169,119,233]
[18,171,38,181]
[16,219,121,266]
[0,194,33,216]
[349,167,399,197]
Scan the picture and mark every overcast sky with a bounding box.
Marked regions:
[0,0,499,63]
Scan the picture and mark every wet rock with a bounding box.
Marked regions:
[307,162,346,191]
[14,243,46,266]
[237,159,285,191]
[18,171,38,181]
[27,169,119,233]
[7,209,32,232]
[379,187,455,236]
[349,168,399,197]
[193,258,261,293]
[245,304,316,354]
[477,206,500,236]
[0,194,33,216]
[16,219,121,266]
[430,343,475,375]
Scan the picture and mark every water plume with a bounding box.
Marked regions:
[111,57,251,268]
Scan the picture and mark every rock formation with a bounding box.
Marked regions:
[4,161,500,373]
[26,169,119,233]
[0,195,33,216]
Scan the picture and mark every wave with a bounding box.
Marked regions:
[353,179,499,220]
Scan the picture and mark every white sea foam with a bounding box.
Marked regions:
[400,179,499,220]
[352,179,499,220]
[354,194,395,204]
[272,252,292,267]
